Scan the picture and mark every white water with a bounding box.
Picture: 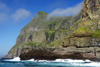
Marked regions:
[72,62,100,66]
[5,57,20,61]
[3,57,100,66]
[27,59,34,61]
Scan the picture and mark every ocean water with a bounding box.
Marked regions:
[0,57,100,67]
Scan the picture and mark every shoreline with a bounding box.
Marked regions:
[1,57,100,62]
[19,47,100,62]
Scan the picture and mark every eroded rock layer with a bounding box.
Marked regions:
[63,37,100,48]
[20,46,100,61]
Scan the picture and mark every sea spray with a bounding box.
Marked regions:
[2,57,93,63]
[1,57,100,67]
[4,57,20,61]
[27,59,34,61]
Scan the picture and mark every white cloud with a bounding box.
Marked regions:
[0,2,10,23]
[47,1,83,19]
[0,1,32,23]
[0,13,9,22]
[0,2,10,12]
[11,8,31,21]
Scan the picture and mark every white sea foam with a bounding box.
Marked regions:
[4,57,92,63]
[72,62,100,66]
[55,59,67,62]
[54,59,91,63]
[27,59,34,61]
[38,60,48,62]
[3,57,92,63]
[85,59,91,62]
[3,57,100,66]
[5,57,20,61]
[67,59,87,62]
[2,57,100,66]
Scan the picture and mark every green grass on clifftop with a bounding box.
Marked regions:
[47,40,62,47]
[66,19,100,38]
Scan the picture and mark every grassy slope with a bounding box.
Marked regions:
[66,19,100,38]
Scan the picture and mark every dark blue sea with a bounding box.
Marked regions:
[0,57,100,67]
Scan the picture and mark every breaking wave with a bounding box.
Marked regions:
[1,57,100,67]
[4,57,20,61]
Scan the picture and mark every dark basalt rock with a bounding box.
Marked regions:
[20,51,65,60]
[20,47,100,61]
[20,52,84,60]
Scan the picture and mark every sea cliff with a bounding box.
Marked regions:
[3,0,100,61]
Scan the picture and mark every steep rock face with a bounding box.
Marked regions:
[82,0,100,19]
[63,0,100,48]
[3,11,81,58]
[75,0,100,34]
[20,11,48,35]
[15,31,46,46]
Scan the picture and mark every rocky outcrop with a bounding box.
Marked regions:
[63,37,100,47]
[20,46,100,61]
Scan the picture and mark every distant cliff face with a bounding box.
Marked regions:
[2,10,81,58]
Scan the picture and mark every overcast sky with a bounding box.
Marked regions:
[0,0,84,58]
